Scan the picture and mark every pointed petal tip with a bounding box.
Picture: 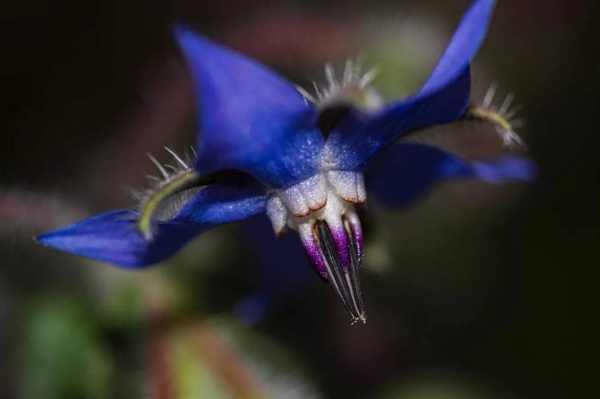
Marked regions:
[31,211,151,267]
[35,233,50,246]
[173,20,190,33]
[420,0,497,96]
[173,22,212,44]
[173,22,212,55]
[173,22,194,49]
[35,228,72,247]
[172,21,186,36]
[472,156,537,183]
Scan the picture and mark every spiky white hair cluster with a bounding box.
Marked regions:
[132,147,197,204]
[297,60,382,111]
[467,82,527,150]
[132,147,200,239]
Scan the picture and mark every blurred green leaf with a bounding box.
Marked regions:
[19,295,112,399]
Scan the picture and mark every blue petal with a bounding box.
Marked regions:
[235,215,315,324]
[366,143,535,208]
[324,0,496,171]
[36,211,201,267]
[174,24,323,189]
[470,157,536,183]
[420,0,496,96]
[37,178,267,267]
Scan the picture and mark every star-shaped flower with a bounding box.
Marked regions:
[37,0,534,323]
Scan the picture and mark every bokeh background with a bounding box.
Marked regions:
[0,0,594,398]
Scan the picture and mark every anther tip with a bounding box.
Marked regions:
[351,313,367,325]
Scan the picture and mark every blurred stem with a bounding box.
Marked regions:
[141,273,263,398]
[190,323,263,399]
[146,323,175,399]
[143,274,178,399]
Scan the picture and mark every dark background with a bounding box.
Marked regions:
[0,0,594,398]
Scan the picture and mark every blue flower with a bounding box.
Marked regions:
[37,0,534,323]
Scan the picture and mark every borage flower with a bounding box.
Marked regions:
[37,0,534,324]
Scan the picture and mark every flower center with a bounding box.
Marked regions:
[266,171,367,323]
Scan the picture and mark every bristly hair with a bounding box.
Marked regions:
[132,147,201,240]
[464,82,527,150]
[296,60,382,111]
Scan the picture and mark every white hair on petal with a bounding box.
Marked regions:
[296,60,383,111]
[133,147,198,208]
[466,82,528,151]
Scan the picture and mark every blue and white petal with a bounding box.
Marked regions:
[175,25,324,189]
[366,142,535,208]
[323,0,496,171]
[37,177,267,267]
